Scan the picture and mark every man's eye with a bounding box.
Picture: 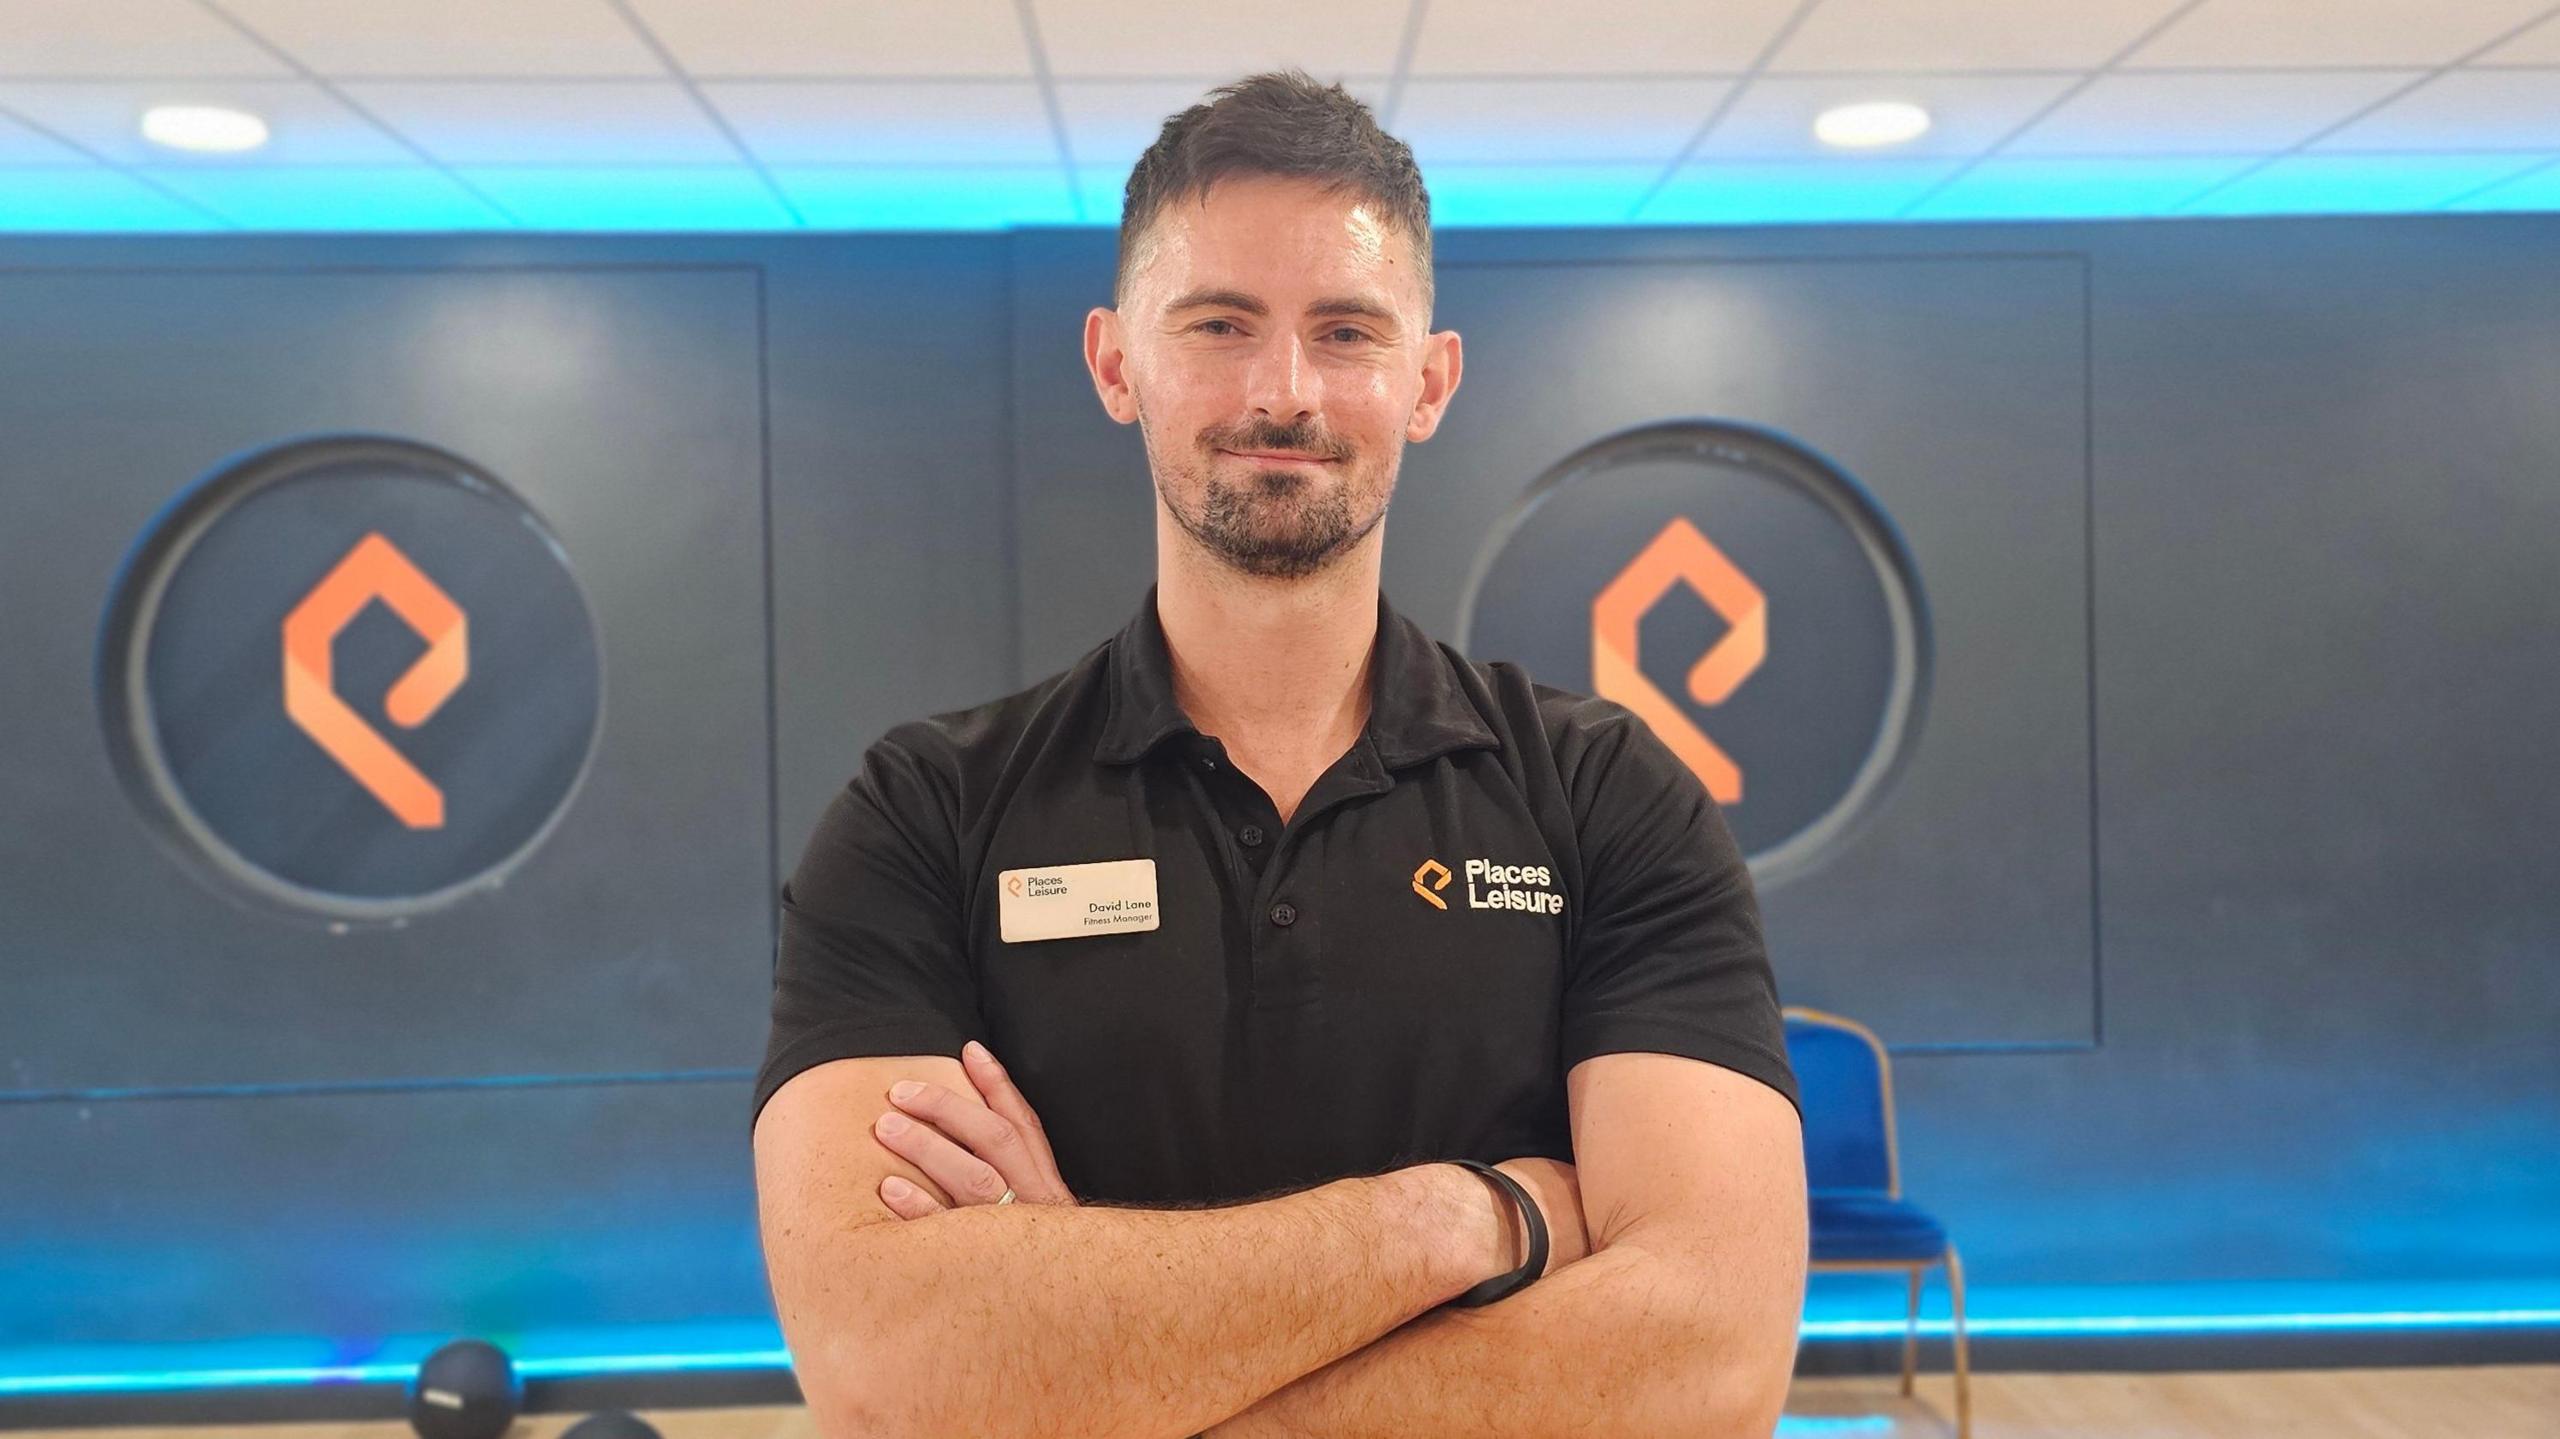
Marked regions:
[1197,319,1239,335]
[1328,327,1370,343]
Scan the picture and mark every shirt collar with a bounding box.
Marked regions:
[1094,582,1502,770]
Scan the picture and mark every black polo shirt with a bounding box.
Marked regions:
[753,584,1798,1207]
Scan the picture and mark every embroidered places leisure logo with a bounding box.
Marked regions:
[1455,420,1932,889]
[1411,858,1451,908]
[1411,856,1565,916]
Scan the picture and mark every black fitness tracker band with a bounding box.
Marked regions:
[1442,1158,1548,1308]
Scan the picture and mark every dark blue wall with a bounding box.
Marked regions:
[2,213,2555,1368]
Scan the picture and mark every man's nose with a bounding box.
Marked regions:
[1242,330,1317,423]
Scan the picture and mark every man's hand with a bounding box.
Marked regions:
[871,1040,1081,1216]
[1196,1160,1595,1437]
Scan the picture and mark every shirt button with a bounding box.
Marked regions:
[1239,824,1266,847]
[1269,901,1298,927]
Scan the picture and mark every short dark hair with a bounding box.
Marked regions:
[1115,68,1433,317]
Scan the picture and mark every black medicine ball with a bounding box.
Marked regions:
[406,1338,520,1439]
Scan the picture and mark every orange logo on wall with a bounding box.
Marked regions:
[281,531,468,829]
[1411,858,1452,909]
[1591,516,1765,803]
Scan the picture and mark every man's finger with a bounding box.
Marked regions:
[880,1174,944,1219]
[886,1080,1036,1182]
[962,1042,1074,1198]
[965,1041,1048,1136]
[874,1104,1012,1206]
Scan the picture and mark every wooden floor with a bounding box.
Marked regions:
[14,1367,2557,1439]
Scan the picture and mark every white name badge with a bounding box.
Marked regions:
[997,858,1160,943]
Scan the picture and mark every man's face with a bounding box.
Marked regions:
[1085,173,1462,580]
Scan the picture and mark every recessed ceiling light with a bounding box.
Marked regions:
[140,105,270,154]
[1814,100,1931,150]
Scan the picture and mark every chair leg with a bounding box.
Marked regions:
[1900,1266,1921,1396]
[1944,1244,1971,1439]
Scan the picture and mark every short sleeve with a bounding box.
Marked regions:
[750,727,983,1132]
[1557,704,1801,1121]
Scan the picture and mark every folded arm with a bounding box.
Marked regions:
[1207,1053,1809,1439]
[756,1055,1522,1439]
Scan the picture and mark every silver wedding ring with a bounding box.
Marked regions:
[996,1188,1016,1205]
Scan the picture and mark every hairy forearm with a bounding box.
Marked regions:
[811,1163,1491,1439]
[1206,1234,1781,1439]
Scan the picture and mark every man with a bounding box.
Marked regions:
[752,70,1807,1439]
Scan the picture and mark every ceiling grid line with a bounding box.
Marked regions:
[1624,0,1834,221]
[16,64,2560,86]
[2163,2,2560,214]
[2438,150,2560,206]
[598,0,808,228]
[1013,0,1089,224]
[181,0,523,227]
[23,145,2557,178]
[0,97,240,227]
[8,144,2544,171]
[1379,0,1434,131]
[1885,0,2215,220]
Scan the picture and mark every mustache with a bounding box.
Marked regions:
[1203,422,1350,461]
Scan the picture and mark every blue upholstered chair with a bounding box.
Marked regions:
[1784,1006,1970,1437]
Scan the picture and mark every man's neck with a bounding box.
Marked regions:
[1154,533,1381,765]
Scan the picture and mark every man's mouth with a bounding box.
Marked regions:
[1222,449,1335,465]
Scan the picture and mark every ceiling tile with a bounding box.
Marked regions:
[1394,78,1733,164]
[1694,74,2082,159]
[0,166,221,227]
[1055,78,1223,174]
[1030,0,1403,79]
[1074,165,1129,222]
[2442,155,2560,208]
[622,0,1031,76]
[216,0,664,78]
[453,164,796,228]
[1908,155,2260,217]
[0,108,91,162]
[1083,155,1620,235]
[0,79,414,164]
[1056,76,1388,175]
[2006,70,2425,154]
[2477,11,2560,64]
[139,163,503,226]
[1766,0,2188,73]
[1405,0,1802,75]
[705,81,1057,164]
[1640,156,1964,222]
[2311,69,2560,151]
[1079,156,1522,232]
[2180,151,2557,212]
[773,165,1079,228]
[2123,0,2556,69]
[0,0,290,78]
[1423,162,1664,225]
[340,79,737,163]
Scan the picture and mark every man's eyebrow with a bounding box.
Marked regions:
[1307,295,1400,327]
[1165,287,1401,328]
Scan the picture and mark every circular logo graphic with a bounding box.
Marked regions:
[95,435,603,926]
[1457,419,1929,889]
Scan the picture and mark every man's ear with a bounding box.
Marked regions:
[1086,306,1140,425]
[1405,327,1464,443]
